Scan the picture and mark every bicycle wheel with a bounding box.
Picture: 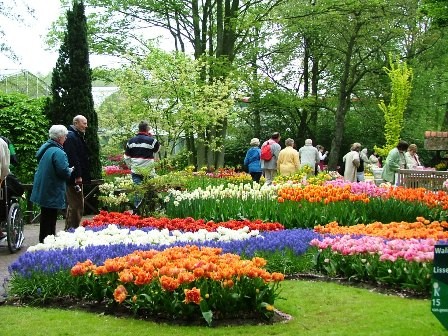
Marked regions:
[7,202,24,253]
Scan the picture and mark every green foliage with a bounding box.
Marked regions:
[155,150,191,175]
[421,0,448,27]
[114,49,240,163]
[97,91,131,158]
[51,0,448,168]
[0,92,49,182]
[223,137,248,168]
[255,249,315,275]
[374,55,413,158]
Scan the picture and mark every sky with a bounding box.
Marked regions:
[1,0,62,75]
[0,0,170,76]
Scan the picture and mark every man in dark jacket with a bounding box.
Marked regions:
[124,121,160,210]
[63,115,91,230]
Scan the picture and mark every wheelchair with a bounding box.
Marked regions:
[0,177,25,253]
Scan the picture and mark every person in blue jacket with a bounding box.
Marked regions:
[31,125,73,243]
[244,138,262,183]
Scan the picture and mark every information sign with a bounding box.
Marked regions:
[432,244,448,329]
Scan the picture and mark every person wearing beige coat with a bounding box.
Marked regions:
[277,138,300,175]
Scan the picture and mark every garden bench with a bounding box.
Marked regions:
[396,169,448,191]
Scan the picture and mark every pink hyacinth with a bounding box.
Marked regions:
[324,180,388,197]
[312,234,436,263]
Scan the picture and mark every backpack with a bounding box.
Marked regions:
[260,141,273,161]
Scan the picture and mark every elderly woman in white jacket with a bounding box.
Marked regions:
[404,144,422,169]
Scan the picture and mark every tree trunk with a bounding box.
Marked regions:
[216,118,227,168]
[206,127,215,169]
[196,131,206,168]
[186,133,196,166]
[328,28,358,171]
[443,102,448,130]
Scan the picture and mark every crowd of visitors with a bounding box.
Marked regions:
[243,132,429,187]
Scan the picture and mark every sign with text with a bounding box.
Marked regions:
[432,245,448,329]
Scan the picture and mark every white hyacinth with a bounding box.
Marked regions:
[165,182,280,203]
[27,224,262,252]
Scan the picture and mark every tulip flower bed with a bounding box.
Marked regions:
[310,235,434,292]
[82,211,284,232]
[314,216,448,240]
[164,181,448,227]
[309,215,448,293]
[98,175,135,211]
[69,246,285,326]
[8,220,318,325]
[198,167,253,183]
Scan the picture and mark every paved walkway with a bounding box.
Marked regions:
[0,219,74,301]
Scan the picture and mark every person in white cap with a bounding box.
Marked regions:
[343,143,361,182]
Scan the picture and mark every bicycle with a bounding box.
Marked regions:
[0,176,25,253]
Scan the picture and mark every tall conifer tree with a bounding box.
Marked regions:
[49,0,101,179]
[49,38,70,125]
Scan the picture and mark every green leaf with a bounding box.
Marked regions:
[199,300,213,326]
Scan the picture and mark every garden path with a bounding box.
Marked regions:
[0,217,92,302]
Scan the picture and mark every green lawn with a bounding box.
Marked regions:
[0,279,445,336]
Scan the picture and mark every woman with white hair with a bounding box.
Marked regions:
[299,139,319,174]
[277,138,300,176]
[244,137,262,183]
[30,125,73,243]
[404,144,422,169]
[343,143,361,182]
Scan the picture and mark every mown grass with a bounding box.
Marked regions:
[0,279,444,336]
